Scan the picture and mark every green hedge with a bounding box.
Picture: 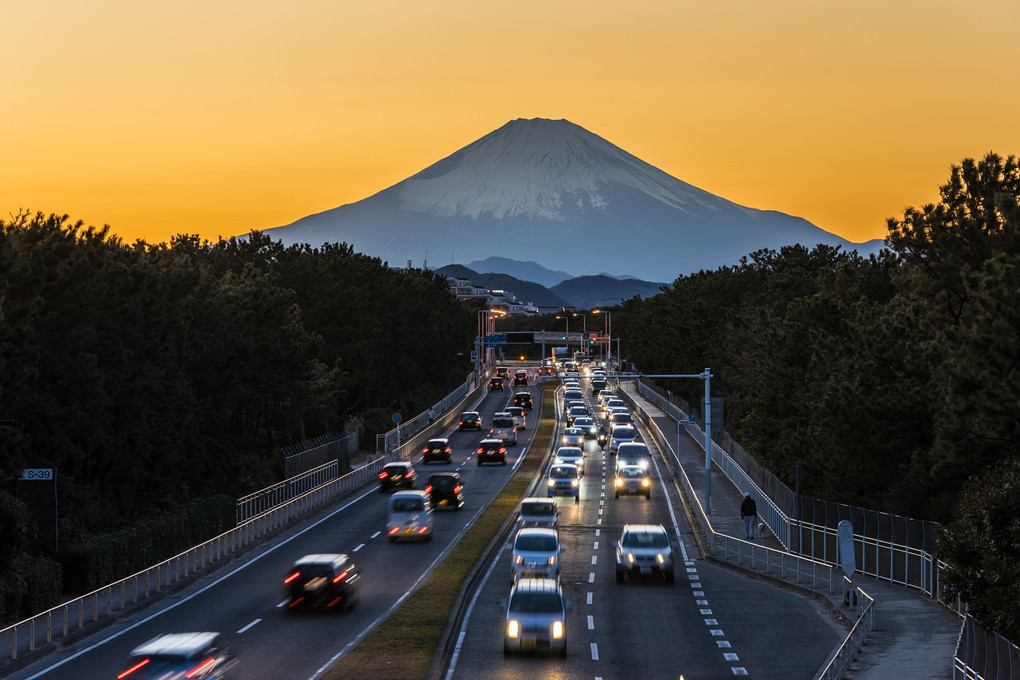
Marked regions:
[0,553,63,624]
[59,494,235,594]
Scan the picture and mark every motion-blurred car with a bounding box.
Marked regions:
[517,498,559,528]
[426,472,464,510]
[514,369,529,386]
[476,438,508,466]
[506,406,527,430]
[284,553,360,611]
[116,633,238,679]
[458,411,482,431]
[614,465,651,499]
[511,527,564,581]
[489,376,505,391]
[614,524,675,583]
[560,427,584,447]
[489,412,518,445]
[378,462,417,491]
[553,447,585,474]
[616,442,651,470]
[386,490,433,542]
[496,366,510,379]
[513,392,533,409]
[421,438,453,464]
[502,578,569,656]
[547,464,580,500]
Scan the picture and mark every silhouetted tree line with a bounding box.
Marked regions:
[0,216,474,620]
[614,153,1020,642]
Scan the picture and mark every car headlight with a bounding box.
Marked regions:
[552,621,564,639]
[514,555,523,564]
[657,554,666,564]
[570,479,578,487]
[626,553,635,563]
[547,556,558,565]
[548,479,556,486]
[615,478,623,487]
[642,478,650,487]
[507,620,520,638]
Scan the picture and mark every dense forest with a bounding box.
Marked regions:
[612,153,1020,641]
[0,217,476,621]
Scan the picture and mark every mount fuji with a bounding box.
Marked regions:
[259,118,884,282]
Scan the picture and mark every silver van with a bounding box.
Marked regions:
[386,490,433,542]
[489,412,518,445]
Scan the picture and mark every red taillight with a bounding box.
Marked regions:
[379,471,389,479]
[284,571,300,584]
[289,596,305,607]
[417,526,429,534]
[425,485,433,494]
[118,658,150,678]
[458,420,464,425]
[186,657,216,678]
[499,447,506,454]
[476,448,483,454]
[489,428,495,434]
[422,447,429,454]
[445,447,451,453]
[454,484,462,493]
[332,570,348,584]
[388,526,400,534]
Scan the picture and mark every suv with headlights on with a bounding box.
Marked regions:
[614,524,675,583]
[502,578,569,656]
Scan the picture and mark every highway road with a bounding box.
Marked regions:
[7,381,544,680]
[7,368,843,680]
[442,377,843,680]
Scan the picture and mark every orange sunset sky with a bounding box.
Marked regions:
[3,0,1018,247]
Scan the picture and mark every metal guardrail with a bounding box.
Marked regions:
[236,460,338,524]
[816,579,876,680]
[376,369,483,454]
[0,459,383,664]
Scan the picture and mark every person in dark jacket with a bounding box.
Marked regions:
[740,491,757,540]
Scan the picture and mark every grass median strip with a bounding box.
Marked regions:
[323,383,557,680]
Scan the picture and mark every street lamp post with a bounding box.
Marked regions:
[593,309,611,365]
[572,313,586,332]
[555,314,569,334]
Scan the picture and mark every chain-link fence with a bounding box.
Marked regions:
[283,428,361,478]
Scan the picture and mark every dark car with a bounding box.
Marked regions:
[378,462,417,491]
[496,366,510,379]
[489,376,505,391]
[422,438,453,464]
[284,553,360,611]
[458,411,482,431]
[513,392,533,410]
[476,438,508,466]
[117,633,238,680]
[426,472,465,510]
[513,369,529,386]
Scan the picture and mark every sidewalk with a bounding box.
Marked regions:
[621,382,962,679]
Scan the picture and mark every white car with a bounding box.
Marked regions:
[560,427,584,447]
[489,412,518,445]
[554,446,585,474]
[511,527,564,581]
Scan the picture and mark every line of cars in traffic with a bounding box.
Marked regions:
[499,367,683,660]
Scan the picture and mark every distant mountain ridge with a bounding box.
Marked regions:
[465,257,575,287]
[261,118,886,281]
[436,263,664,310]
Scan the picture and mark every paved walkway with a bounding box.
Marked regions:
[620,381,962,679]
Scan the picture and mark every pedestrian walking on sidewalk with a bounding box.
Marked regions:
[427,408,435,425]
[741,491,757,540]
